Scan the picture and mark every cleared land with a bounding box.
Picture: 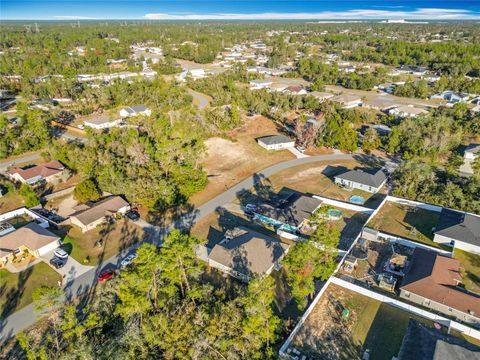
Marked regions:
[367,201,441,247]
[292,284,437,360]
[0,262,61,316]
[241,160,386,209]
[189,116,295,206]
[59,219,144,265]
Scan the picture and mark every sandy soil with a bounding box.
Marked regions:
[189,116,295,206]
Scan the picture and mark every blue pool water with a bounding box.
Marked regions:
[349,195,365,205]
[327,209,343,220]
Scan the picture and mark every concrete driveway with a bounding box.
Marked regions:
[287,147,309,159]
[41,251,94,285]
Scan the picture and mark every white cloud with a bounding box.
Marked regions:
[144,8,480,20]
[53,16,98,20]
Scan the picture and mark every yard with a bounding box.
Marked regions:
[59,219,144,265]
[367,201,441,247]
[454,249,480,294]
[0,188,25,213]
[240,160,386,209]
[0,262,61,316]
[189,116,295,207]
[291,284,437,360]
[190,207,288,249]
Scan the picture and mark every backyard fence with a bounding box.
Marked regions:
[330,276,480,341]
[362,227,453,256]
[42,186,76,201]
[312,195,374,213]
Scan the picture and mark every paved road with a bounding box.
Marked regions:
[0,153,41,172]
[0,153,385,342]
[188,89,211,109]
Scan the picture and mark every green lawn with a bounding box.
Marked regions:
[0,262,61,316]
[60,219,144,265]
[454,249,480,293]
[295,285,438,360]
[367,202,441,247]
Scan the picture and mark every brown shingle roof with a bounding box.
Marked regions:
[401,248,480,317]
[0,223,60,258]
[70,196,129,226]
[7,160,64,182]
[209,227,290,278]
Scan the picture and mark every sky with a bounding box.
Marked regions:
[1,1,480,21]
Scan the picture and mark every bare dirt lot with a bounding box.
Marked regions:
[291,284,436,360]
[189,116,295,206]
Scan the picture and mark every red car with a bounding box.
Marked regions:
[97,269,115,282]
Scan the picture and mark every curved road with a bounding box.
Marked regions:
[0,153,384,342]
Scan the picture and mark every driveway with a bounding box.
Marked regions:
[0,152,390,342]
[287,147,309,159]
[40,251,94,284]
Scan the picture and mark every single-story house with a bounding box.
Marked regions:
[309,91,335,102]
[176,69,206,81]
[459,144,480,176]
[375,82,396,94]
[0,222,61,269]
[399,248,480,326]
[433,208,480,254]
[283,86,307,96]
[83,115,124,130]
[331,94,362,109]
[119,104,151,117]
[7,160,65,185]
[257,135,295,150]
[397,65,428,76]
[397,319,480,360]
[267,83,287,92]
[254,192,323,235]
[387,105,428,118]
[431,91,469,104]
[208,227,290,282]
[70,196,130,233]
[334,168,387,193]
[249,79,273,90]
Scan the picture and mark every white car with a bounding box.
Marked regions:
[54,248,69,259]
[120,253,137,268]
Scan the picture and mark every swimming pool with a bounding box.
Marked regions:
[327,208,343,220]
[349,195,365,205]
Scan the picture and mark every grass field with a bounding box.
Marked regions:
[454,249,480,293]
[0,262,61,316]
[367,201,441,247]
[293,284,437,360]
[60,219,144,265]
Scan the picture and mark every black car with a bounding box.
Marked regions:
[126,210,140,221]
[50,256,67,269]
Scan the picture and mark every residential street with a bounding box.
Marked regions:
[0,152,386,342]
[0,153,41,172]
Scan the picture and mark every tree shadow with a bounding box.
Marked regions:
[0,266,33,334]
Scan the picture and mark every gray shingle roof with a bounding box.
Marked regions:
[71,196,129,226]
[398,319,480,360]
[257,135,294,146]
[335,168,387,188]
[255,193,322,227]
[208,228,290,278]
[434,208,480,247]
